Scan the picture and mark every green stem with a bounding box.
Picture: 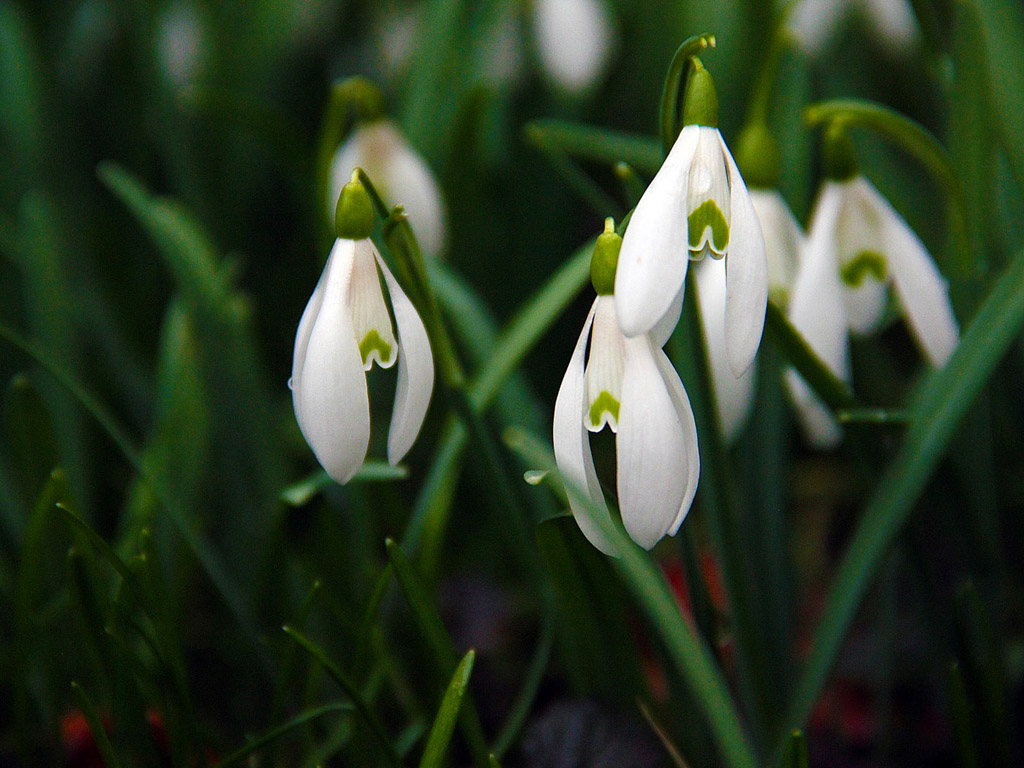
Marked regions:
[659,33,717,154]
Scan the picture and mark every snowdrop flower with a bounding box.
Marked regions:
[554,221,699,554]
[533,0,615,95]
[615,58,768,377]
[786,127,958,447]
[328,119,446,260]
[292,174,434,483]
[789,0,918,57]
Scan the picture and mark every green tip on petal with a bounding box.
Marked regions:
[735,123,780,189]
[591,223,621,295]
[823,123,858,181]
[589,391,620,429]
[682,57,719,128]
[358,329,394,367]
[688,199,730,253]
[841,251,887,286]
[335,175,375,240]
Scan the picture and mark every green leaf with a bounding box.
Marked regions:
[490,612,554,759]
[71,682,124,768]
[279,463,410,506]
[774,243,1024,757]
[281,625,401,768]
[385,539,491,768]
[217,702,352,768]
[522,120,663,176]
[3,373,59,520]
[419,649,476,768]
[522,122,623,217]
[779,730,809,768]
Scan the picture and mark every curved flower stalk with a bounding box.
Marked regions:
[532,0,615,95]
[292,175,434,483]
[554,221,699,554]
[786,130,959,447]
[788,0,918,57]
[328,119,446,260]
[615,58,767,377]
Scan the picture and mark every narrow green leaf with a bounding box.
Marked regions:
[419,649,476,768]
[779,730,809,768]
[523,123,623,217]
[775,243,1024,757]
[3,373,59,518]
[71,682,124,768]
[491,613,554,759]
[281,625,401,768]
[835,408,910,424]
[522,119,663,176]
[217,702,352,768]
[947,662,980,768]
[270,580,322,725]
[385,539,491,768]
[637,699,690,768]
[279,463,409,506]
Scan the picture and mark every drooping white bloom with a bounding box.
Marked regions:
[615,123,768,376]
[533,0,615,95]
[291,237,434,483]
[156,1,206,90]
[694,257,757,443]
[750,188,804,308]
[789,0,918,57]
[785,175,959,447]
[328,120,446,259]
[553,295,699,555]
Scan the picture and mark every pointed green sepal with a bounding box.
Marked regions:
[335,172,375,240]
[591,218,621,295]
[688,200,730,253]
[735,123,781,189]
[682,57,719,129]
[588,391,620,429]
[840,251,887,286]
[823,123,858,181]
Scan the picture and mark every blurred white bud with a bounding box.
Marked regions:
[532,0,615,95]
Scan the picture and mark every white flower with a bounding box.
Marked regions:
[694,257,757,442]
[553,295,699,554]
[291,236,434,483]
[615,122,768,375]
[785,175,959,447]
[328,120,446,259]
[750,188,803,309]
[789,0,918,57]
[533,0,615,95]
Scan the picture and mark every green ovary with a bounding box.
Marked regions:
[589,391,620,428]
[841,251,887,287]
[688,200,730,253]
[359,330,393,366]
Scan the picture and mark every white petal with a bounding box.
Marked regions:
[861,0,919,51]
[876,197,959,366]
[374,251,435,465]
[584,296,626,432]
[749,188,803,307]
[786,183,851,449]
[349,241,398,370]
[615,125,700,337]
[695,257,757,443]
[650,281,685,348]
[722,134,768,376]
[687,127,732,257]
[652,347,700,535]
[533,0,614,94]
[553,301,618,556]
[616,334,690,549]
[292,239,371,483]
[789,0,849,55]
[328,120,447,259]
[836,178,889,334]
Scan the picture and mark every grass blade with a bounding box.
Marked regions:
[217,702,352,768]
[71,682,124,768]
[419,649,476,768]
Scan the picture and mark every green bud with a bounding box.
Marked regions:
[682,57,719,129]
[591,218,621,295]
[823,123,858,181]
[735,123,781,189]
[335,172,375,240]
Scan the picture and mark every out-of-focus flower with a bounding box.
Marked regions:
[615,59,767,377]
[751,188,803,308]
[788,0,918,56]
[554,221,699,554]
[328,119,446,259]
[532,0,615,95]
[786,129,958,447]
[156,1,206,90]
[292,176,434,483]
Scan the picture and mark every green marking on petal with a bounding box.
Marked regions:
[588,391,620,429]
[688,199,730,253]
[841,251,887,287]
[359,329,394,367]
